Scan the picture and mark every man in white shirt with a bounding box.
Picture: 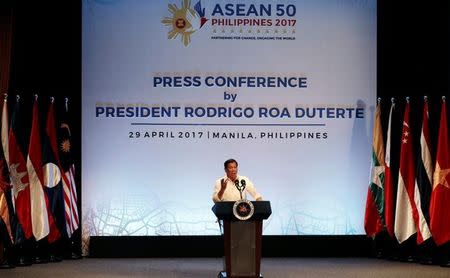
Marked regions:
[212,158,262,202]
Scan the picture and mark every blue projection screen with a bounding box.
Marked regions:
[82,0,376,237]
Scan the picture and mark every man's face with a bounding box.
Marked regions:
[225,162,238,181]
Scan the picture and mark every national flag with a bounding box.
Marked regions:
[27,98,50,240]
[384,100,395,238]
[430,98,450,246]
[394,100,423,243]
[0,98,12,242]
[58,99,79,237]
[364,101,385,237]
[42,99,67,239]
[413,98,433,244]
[8,97,32,240]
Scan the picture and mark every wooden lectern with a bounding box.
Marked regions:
[212,201,271,278]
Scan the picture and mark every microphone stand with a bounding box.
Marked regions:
[234,179,246,200]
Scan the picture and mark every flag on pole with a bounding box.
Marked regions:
[27,97,52,241]
[430,97,450,246]
[384,99,395,238]
[0,98,12,242]
[395,100,416,243]
[58,99,79,237]
[8,96,32,240]
[364,100,385,237]
[42,98,67,238]
[413,98,432,244]
[394,99,424,243]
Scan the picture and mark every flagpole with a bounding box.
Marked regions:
[60,96,81,259]
[0,93,14,269]
[384,97,395,241]
[10,93,33,266]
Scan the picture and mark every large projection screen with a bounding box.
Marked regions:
[82,0,376,237]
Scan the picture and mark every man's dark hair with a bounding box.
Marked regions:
[224,158,238,169]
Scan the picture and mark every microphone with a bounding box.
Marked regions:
[240,179,246,189]
[234,179,243,199]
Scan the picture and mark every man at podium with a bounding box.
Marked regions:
[212,159,270,277]
[212,158,263,202]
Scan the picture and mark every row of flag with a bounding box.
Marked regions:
[365,97,450,247]
[0,95,79,247]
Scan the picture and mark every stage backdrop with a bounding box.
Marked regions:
[82,0,376,237]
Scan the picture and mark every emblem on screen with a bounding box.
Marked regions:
[161,0,208,46]
[233,199,255,221]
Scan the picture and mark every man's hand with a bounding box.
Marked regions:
[218,178,226,200]
[220,178,226,190]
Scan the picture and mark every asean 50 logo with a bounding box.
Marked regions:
[162,0,208,46]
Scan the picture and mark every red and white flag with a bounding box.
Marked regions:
[430,98,450,245]
[0,98,12,242]
[58,99,79,237]
[27,98,59,241]
[394,100,421,243]
[413,99,432,244]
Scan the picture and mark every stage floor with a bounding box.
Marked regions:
[2,258,449,277]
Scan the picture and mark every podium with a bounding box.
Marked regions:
[212,201,271,278]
